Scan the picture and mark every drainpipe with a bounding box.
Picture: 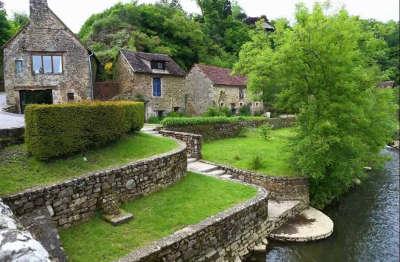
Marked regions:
[88,51,94,100]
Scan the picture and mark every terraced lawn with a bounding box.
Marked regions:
[0,133,178,195]
[202,127,296,176]
[60,172,257,262]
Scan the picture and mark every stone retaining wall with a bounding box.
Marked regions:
[0,127,24,149]
[163,116,296,140]
[119,186,271,262]
[216,163,309,204]
[0,199,50,261]
[159,130,202,159]
[2,141,187,228]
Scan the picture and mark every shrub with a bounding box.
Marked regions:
[259,124,273,140]
[249,155,263,170]
[161,116,265,127]
[25,101,144,160]
[239,105,251,116]
[147,116,163,124]
[203,106,233,117]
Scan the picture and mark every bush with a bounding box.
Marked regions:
[161,116,265,127]
[239,105,251,116]
[249,155,263,170]
[259,124,273,140]
[25,101,144,160]
[147,116,163,124]
[203,106,233,117]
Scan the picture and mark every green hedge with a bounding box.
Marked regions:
[161,116,266,127]
[25,101,144,160]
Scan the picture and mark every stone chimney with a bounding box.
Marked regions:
[30,0,49,23]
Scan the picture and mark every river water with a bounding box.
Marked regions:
[247,149,399,262]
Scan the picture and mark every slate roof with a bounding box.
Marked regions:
[196,64,247,87]
[120,50,186,77]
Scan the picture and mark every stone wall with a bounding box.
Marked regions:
[120,186,271,262]
[214,163,309,203]
[159,130,202,159]
[163,116,296,140]
[94,81,120,101]
[2,141,187,228]
[0,127,25,149]
[0,199,50,262]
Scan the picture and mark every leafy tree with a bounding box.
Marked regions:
[235,3,397,208]
[0,1,11,81]
[10,12,29,34]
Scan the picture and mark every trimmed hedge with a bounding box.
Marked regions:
[25,101,144,160]
[161,116,266,127]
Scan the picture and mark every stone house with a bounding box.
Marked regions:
[2,0,97,113]
[185,64,264,115]
[114,50,186,119]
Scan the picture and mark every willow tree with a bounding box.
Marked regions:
[235,3,397,208]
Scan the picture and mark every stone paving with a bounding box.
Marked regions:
[0,93,25,129]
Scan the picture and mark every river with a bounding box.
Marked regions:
[247,148,399,262]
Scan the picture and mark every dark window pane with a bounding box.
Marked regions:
[32,55,42,74]
[53,56,62,73]
[43,56,52,73]
[153,78,161,97]
[15,60,23,74]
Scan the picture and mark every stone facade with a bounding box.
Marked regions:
[3,0,96,113]
[114,51,186,119]
[159,130,202,159]
[2,141,187,228]
[0,199,50,262]
[185,64,264,115]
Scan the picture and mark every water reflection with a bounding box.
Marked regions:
[247,149,399,262]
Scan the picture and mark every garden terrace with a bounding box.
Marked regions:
[0,133,178,196]
[59,172,258,262]
[202,127,296,177]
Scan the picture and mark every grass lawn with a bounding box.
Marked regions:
[60,172,257,262]
[0,133,178,196]
[202,127,296,176]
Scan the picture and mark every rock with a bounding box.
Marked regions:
[353,178,362,185]
[252,244,266,252]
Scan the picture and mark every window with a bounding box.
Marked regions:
[152,78,161,97]
[32,54,63,75]
[67,93,74,102]
[173,107,180,112]
[15,60,23,74]
[239,88,244,99]
[151,61,166,70]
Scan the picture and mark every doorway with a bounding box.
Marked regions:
[19,89,53,113]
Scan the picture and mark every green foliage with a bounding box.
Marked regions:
[25,101,145,160]
[147,116,163,124]
[161,116,265,127]
[238,104,251,116]
[236,3,397,208]
[203,106,232,117]
[0,133,177,195]
[249,155,263,170]
[259,123,273,140]
[60,172,257,262]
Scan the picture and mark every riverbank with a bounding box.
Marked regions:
[247,149,399,261]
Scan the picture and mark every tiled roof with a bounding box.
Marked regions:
[196,64,247,87]
[121,50,186,77]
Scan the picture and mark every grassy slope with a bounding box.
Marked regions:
[0,133,177,196]
[202,128,296,176]
[60,172,257,262]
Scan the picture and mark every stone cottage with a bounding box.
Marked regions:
[185,64,264,115]
[114,50,186,119]
[2,0,97,113]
